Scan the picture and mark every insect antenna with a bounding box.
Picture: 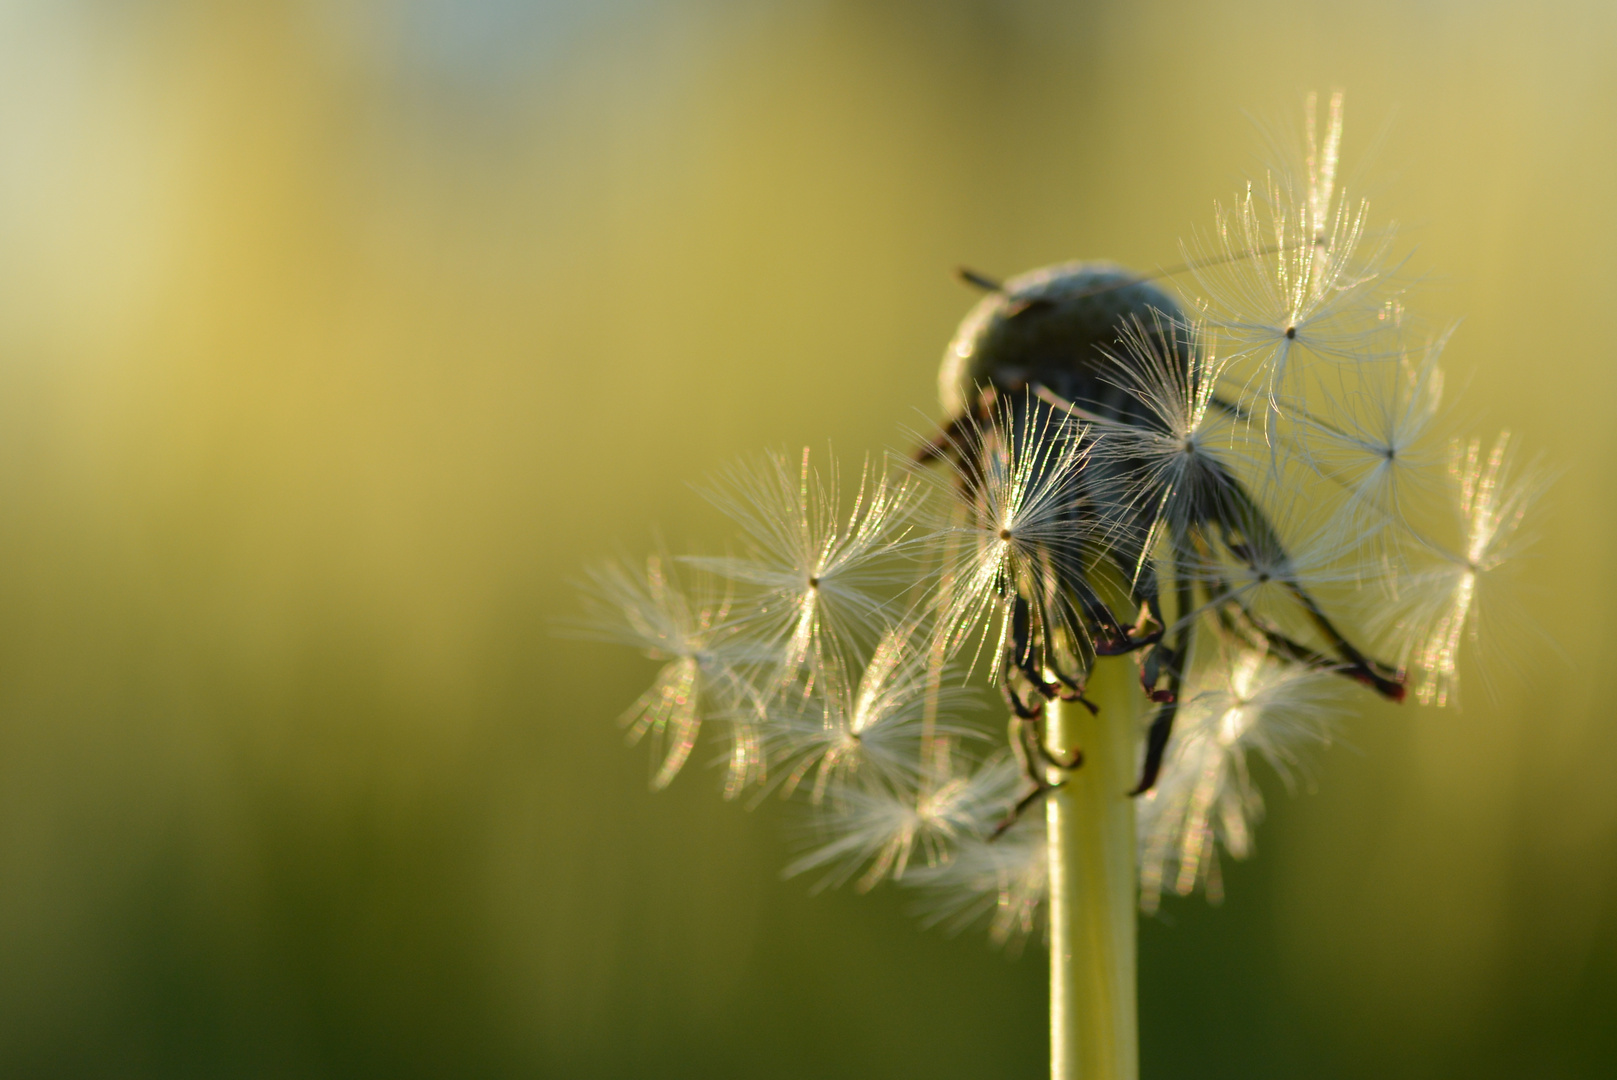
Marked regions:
[956,267,1005,292]
[955,244,1290,305]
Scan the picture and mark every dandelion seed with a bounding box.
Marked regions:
[919,391,1114,686]
[1304,328,1451,556]
[686,448,921,686]
[1188,91,1403,422]
[578,552,753,790]
[907,776,1049,952]
[767,621,979,804]
[782,739,1010,893]
[1085,314,1252,560]
[1386,431,1545,706]
[1138,648,1340,912]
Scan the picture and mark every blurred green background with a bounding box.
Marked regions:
[0,0,1611,1076]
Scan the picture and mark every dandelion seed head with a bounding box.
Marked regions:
[573,93,1549,945]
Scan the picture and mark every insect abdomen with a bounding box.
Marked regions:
[939,261,1185,418]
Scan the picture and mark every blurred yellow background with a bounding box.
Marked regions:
[0,0,1611,1076]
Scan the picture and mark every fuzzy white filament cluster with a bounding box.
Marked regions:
[577,93,1545,943]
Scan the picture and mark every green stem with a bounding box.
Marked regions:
[1045,664,1141,1080]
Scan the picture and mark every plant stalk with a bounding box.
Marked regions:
[1045,663,1141,1080]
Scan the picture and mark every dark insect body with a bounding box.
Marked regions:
[918,261,1405,811]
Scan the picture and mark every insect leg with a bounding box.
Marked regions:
[990,784,1052,840]
[1004,593,1058,707]
[999,675,1044,721]
[1091,500,1169,657]
[1284,582,1405,700]
[1092,628,1165,657]
[1131,554,1195,796]
[1218,597,1396,692]
[1006,712,1034,782]
[993,700,1082,840]
[1218,482,1405,699]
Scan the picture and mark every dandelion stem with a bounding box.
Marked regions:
[1046,664,1141,1080]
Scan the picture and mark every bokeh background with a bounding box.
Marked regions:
[0,0,1612,1076]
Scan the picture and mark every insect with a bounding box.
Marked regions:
[917,260,1407,812]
